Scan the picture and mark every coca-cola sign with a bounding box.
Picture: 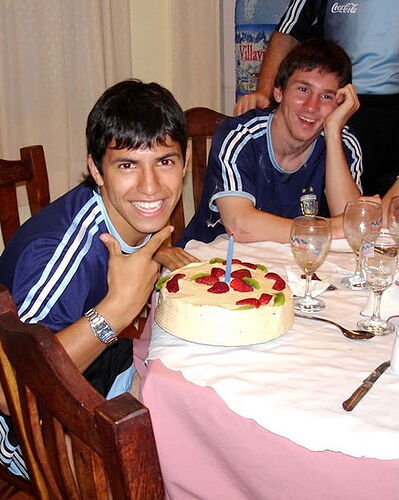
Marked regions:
[331,2,359,13]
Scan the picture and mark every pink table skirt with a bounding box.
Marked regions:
[135,336,399,500]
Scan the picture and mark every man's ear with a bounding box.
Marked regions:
[87,155,104,187]
[273,86,283,104]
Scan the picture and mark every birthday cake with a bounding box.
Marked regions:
[155,258,294,346]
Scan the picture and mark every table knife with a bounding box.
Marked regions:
[342,361,390,412]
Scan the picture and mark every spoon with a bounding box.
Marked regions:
[294,313,375,340]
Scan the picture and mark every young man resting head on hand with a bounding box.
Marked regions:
[178,40,362,248]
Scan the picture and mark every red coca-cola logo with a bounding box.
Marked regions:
[331,2,359,13]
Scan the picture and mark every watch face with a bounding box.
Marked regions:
[85,309,117,344]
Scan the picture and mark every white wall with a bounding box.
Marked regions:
[221,0,236,114]
[130,0,173,89]
[130,0,223,111]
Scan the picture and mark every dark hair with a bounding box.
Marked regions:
[273,39,352,104]
[84,79,187,187]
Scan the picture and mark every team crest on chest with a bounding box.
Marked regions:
[300,187,318,216]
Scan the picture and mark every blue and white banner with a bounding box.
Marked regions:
[235,0,290,99]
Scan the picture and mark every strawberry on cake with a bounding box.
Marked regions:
[155,258,294,346]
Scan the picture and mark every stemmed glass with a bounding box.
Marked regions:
[290,216,331,313]
[341,200,382,290]
[358,231,399,335]
[387,196,399,236]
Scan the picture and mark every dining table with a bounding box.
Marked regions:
[134,235,399,500]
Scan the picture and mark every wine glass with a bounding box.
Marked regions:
[357,231,399,335]
[387,196,399,236]
[290,216,332,313]
[341,200,382,290]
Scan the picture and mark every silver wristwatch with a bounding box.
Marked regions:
[85,308,118,345]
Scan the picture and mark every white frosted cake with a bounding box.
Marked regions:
[155,258,294,346]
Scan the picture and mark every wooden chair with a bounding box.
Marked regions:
[0,146,50,246]
[0,284,164,499]
[0,468,32,499]
[170,107,229,244]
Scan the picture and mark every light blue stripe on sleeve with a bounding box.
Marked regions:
[18,197,99,318]
[28,213,103,323]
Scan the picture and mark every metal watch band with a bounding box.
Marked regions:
[84,308,118,345]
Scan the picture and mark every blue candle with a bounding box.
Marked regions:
[224,234,234,284]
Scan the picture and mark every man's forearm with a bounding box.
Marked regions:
[256,31,298,98]
[226,210,345,242]
[324,130,361,215]
[330,215,345,239]
[323,84,361,214]
[219,201,293,243]
[218,196,346,244]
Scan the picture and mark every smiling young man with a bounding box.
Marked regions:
[178,40,362,247]
[0,79,189,478]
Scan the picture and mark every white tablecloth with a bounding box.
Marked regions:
[149,236,399,459]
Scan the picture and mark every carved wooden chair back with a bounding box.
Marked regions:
[0,146,50,245]
[0,284,164,499]
[170,107,229,244]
